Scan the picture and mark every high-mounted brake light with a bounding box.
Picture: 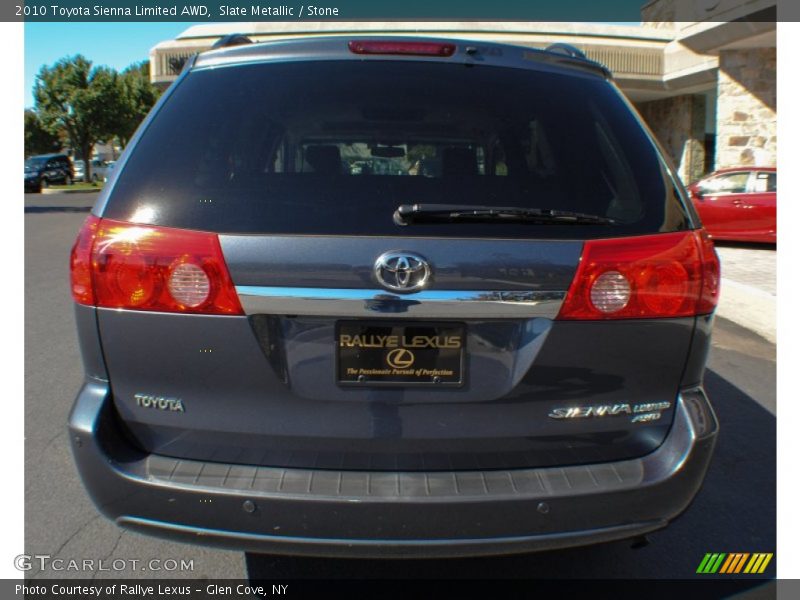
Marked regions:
[557,230,720,320]
[69,216,243,315]
[348,40,456,57]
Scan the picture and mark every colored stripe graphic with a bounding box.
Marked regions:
[733,553,750,574]
[696,553,713,573]
[697,553,727,574]
[719,553,750,574]
[720,554,736,574]
[719,554,734,574]
[699,553,774,575]
[744,553,774,574]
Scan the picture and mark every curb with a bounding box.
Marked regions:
[41,187,102,195]
[715,277,776,344]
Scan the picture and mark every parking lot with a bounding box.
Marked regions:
[24,192,776,579]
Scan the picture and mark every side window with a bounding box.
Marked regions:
[752,171,776,193]
[699,172,750,194]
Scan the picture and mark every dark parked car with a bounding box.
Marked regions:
[688,167,776,243]
[69,37,720,559]
[25,153,73,192]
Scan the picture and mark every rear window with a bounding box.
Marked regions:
[104,60,690,238]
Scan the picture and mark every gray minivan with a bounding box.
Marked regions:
[69,37,720,558]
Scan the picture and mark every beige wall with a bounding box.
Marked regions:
[637,46,776,179]
[715,47,776,169]
[638,94,706,183]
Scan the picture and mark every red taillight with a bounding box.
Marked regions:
[696,229,721,313]
[70,215,100,305]
[557,230,720,320]
[348,40,456,57]
[69,217,243,315]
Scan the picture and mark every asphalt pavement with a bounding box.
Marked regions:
[24,192,776,579]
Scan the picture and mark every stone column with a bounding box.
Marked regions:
[715,48,776,169]
[637,94,706,184]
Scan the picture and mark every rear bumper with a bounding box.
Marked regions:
[69,382,717,558]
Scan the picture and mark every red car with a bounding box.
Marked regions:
[687,167,776,243]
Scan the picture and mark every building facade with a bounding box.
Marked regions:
[149,0,776,184]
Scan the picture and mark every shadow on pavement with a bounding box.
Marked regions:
[24,205,92,214]
[713,241,776,251]
[246,369,775,579]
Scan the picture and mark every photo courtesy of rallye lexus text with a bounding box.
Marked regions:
[67,35,721,558]
[16,584,195,597]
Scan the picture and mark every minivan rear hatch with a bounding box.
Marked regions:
[88,47,703,471]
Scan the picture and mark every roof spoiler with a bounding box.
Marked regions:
[544,43,611,78]
[211,34,253,50]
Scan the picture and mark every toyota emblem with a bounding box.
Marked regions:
[374,251,431,293]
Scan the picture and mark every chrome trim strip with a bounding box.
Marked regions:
[235,287,565,319]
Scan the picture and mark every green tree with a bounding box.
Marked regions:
[33,55,124,182]
[117,61,161,148]
[24,109,61,157]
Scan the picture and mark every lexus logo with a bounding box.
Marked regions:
[374,251,431,293]
[386,348,415,369]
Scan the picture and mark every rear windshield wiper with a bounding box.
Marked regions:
[394,204,616,226]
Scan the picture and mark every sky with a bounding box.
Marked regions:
[24,22,202,108]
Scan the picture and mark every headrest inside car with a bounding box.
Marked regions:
[305,145,342,175]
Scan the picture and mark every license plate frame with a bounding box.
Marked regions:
[336,321,465,387]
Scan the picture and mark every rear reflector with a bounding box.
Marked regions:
[348,40,456,57]
[70,215,100,306]
[557,230,720,320]
[696,229,721,313]
[69,216,243,315]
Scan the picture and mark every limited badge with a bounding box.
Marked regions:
[547,401,671,423]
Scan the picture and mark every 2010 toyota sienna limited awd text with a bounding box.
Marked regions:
[68,36,721,558]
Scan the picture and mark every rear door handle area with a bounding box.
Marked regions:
[235,286,567,319]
